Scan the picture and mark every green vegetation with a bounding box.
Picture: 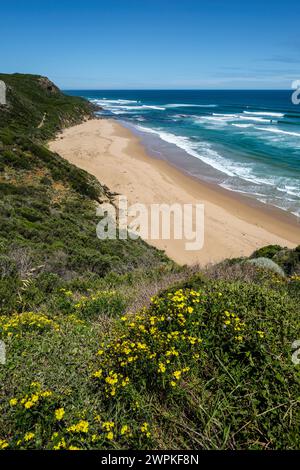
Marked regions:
[251,244,300,275]
[0,74,299,451]
[0,266,299,450]
[0,73,94,140]
[247,257,285,277]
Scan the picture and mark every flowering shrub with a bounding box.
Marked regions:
[57,288,126,319]
[90,282,299,406]
[4,382,152,450]
[91,289,205,397]
[91,285,281,401]
[0,311,59,338]
[74,290,126,319]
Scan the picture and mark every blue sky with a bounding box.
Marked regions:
[1,0,299,89]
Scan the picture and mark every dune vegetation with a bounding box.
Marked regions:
[0,75,299,450]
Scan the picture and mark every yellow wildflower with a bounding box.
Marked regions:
[24,401,34,409]
[0,440,9,449]
[67,420,89,434]
[30,382,41,389]
[92,369,103,378]
[31,394,39,403]
[235,335,243,342]
[53,438,66,450]
[173,370,182,380]
[24,432,35,442]
[102,421,114,431]
[158,362,166,373]
[41,391,52,398]
[54,408,65,421]
[141,422,149,433]
[120,425,129,435]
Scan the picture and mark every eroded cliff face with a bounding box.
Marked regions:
[37,76,60,95]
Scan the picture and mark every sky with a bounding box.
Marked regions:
[0,0,299,89]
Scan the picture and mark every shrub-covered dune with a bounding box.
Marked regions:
[0,75,299,450]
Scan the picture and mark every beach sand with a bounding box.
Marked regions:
[49,118,299,265]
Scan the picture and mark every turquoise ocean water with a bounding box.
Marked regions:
[67,90,300,218]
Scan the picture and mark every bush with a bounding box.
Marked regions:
[89,281,299,449]
[251,245,282,260]
[273,246,300,276]
[0,255,17,279]
[75,291,126,319]
[0,256,20,314]
[17,273,63,311]
[250,245,300,276]
[0,276,20,314]
[56,288,127,319]
[247,257,285,277]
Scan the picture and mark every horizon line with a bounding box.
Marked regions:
[63,88,293,91]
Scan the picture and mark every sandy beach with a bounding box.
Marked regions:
[49,118,299,265]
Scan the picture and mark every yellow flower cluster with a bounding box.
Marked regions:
[92,289,203,394]
[140,422,151,438]
[67,420,89,434]
[55,408,65,421]
[0,311,59,338]
[59,288,73,297]
[74,290,117,310]
[66,314,85,325]
[92,368,130,397]
[53,438,66,450]
[6,386,143,449]
[256,330,265,339]
[24,432,35,442]
[12,382,54,410]
[0,440,9,450]
[223,311,246,342]
[120,424,130,435]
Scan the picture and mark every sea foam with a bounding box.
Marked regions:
[243,111,284,118]
[164,103,218,108]
[255,127,300,137]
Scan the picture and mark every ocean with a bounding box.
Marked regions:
[66,90,300,218]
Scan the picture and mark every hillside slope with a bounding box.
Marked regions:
[0,74,169,313]
[0,73,94,139]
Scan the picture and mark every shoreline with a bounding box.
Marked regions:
[49,118,299,265]
[123,120,299,237]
